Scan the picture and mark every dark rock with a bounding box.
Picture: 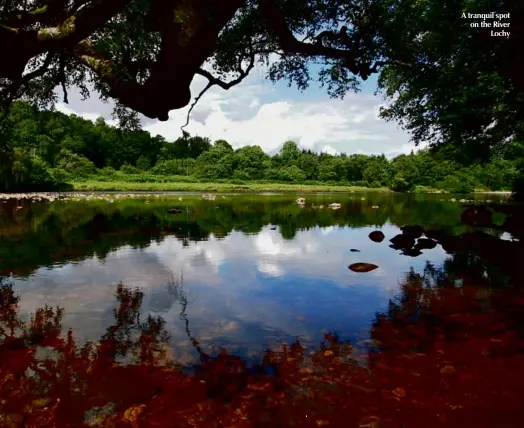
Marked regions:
[270,227,277,230]
[348,263,379,273]
[401,225,424,239]
[414,238,437,250]
[440,235,465,254]
[368,230,385,243]
[390,234,415,250]
[402,248,423,257]
[424,229,448,242]
[350,249,361,252]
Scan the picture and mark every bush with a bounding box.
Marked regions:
[151,159,195,175]
[412,185,433,193]
[391,175,412,192]
[99,166,117,176]
[265,166,306,182]
[136,155,151,171]
[352,180,370,188]
[437,173,475,193]
[232,170,251,181]
[28,156,54,188]
[120,163,141,174]
[56,149,97,177]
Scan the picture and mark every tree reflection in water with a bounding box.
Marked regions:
[1,258,524,427]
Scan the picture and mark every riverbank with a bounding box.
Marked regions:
[69,180,514,194]
[69,180,391,193]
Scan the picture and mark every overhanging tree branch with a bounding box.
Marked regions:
[183,44,256,130]
[259,0,361,76]
[0,0,133,81]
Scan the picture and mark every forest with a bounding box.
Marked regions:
[1,100,523,193]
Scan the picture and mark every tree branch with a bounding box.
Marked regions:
[259,0,362,76]
[181,81,213,130]
[183,46,256,129]
[0,0,133,81]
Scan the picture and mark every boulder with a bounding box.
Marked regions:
[348,263,379,273]
[368,230,385,243]
[390,234,415,250]
[401,225,424,239]
[414,238,437,250]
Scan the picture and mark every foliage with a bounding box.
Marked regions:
[151,159,196,176]
[56,149,97,177]
[377,1,524,161]
[0,101,522,193]
[119,163,141,175]
[0,0,416,124]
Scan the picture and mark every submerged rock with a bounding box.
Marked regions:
[368,231,385,243]
[168,208,182,214]
[349,263,379,273]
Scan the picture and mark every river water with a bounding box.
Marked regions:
[0,192,509,366]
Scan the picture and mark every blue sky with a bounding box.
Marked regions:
[56,59,417,157]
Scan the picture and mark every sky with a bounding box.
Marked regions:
[55,60,419,157]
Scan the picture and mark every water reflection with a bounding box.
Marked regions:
[1,254,523,427]
[0,193,518,366]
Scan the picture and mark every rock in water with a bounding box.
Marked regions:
[390,234,415,250]
[401,225,424,239]
[414,238,437,250]
[349,263,379,273]
[402,248,423,257]
[368,231,385,243]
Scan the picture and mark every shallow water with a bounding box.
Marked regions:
[0,192,509,366]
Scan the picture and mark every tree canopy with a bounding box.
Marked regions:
[0,0,404,123]
[1,100,522,192]
[377,0,523,160]
[1,0,522,168]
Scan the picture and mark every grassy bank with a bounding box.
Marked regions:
[70,179,391,193]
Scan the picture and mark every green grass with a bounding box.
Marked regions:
[70,179,391,193]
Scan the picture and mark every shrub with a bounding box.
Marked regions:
[391,175,412,192]
[437,173,475,193]
[56,149,97,177]
[136,155,151,171]
[99,166,117,176]
[120,163,141,174]
[151,159,195,175]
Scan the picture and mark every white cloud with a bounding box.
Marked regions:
[54,64,417,156]
[321,145,340,155]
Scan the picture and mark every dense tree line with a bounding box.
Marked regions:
[0,101,522,193]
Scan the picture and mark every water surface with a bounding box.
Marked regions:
[0,192,508,366]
